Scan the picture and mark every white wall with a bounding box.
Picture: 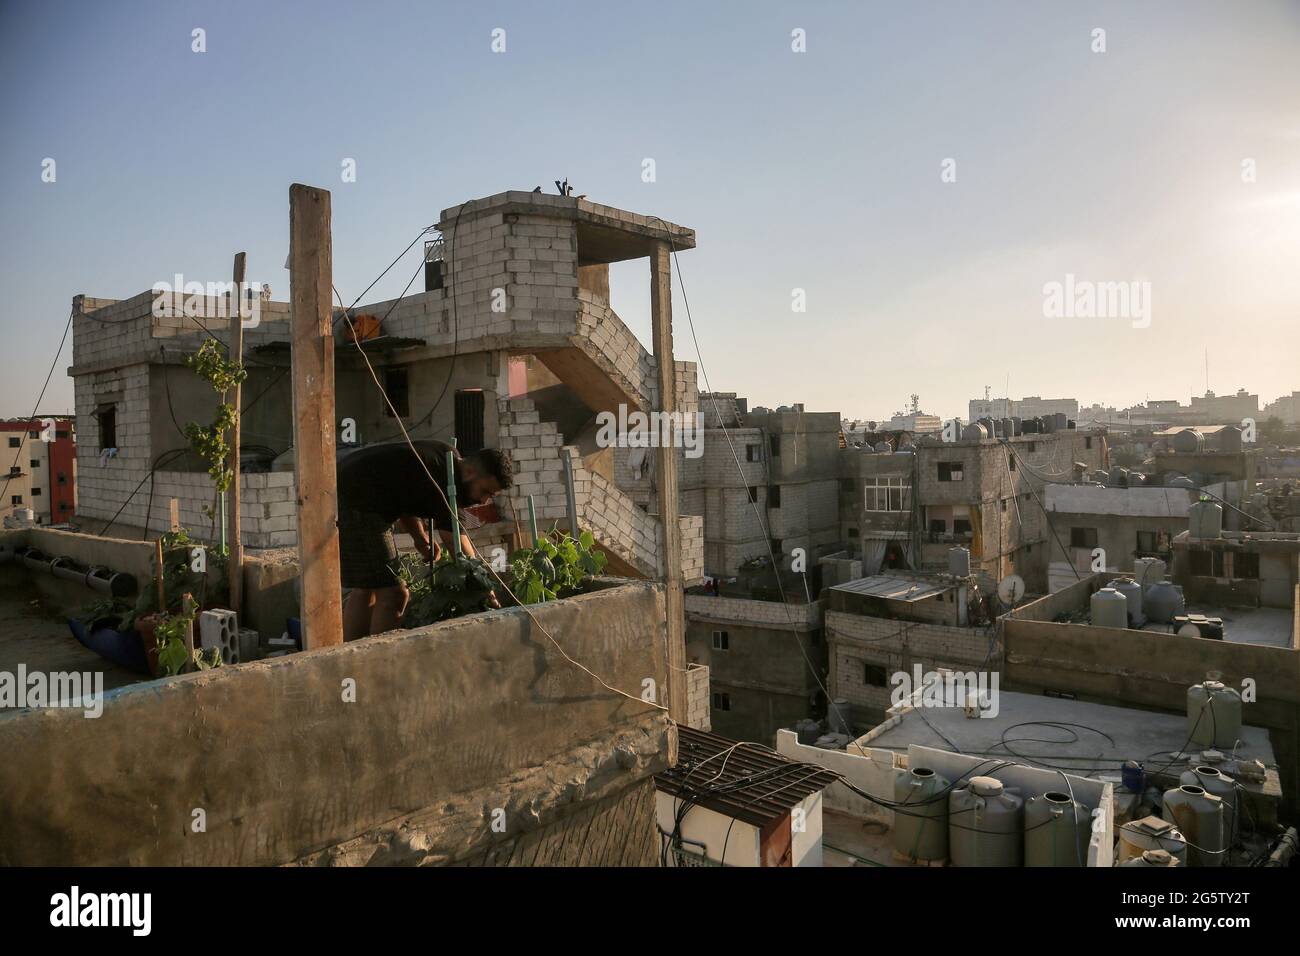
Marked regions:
[655,790,760,866]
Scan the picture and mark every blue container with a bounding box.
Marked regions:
[1122,760,1145,794]
[286,617,302,650]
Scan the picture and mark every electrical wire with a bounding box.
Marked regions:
[1,306,74,503]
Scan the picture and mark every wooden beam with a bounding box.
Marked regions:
[288,184,343,648]
[227,251,246,619]
[650,240,686,723]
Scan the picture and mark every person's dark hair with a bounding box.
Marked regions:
[471,447,513,490]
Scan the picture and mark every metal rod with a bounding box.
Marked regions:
[562,452,579,538]
[527,495,538,545]
[446,450,461,558]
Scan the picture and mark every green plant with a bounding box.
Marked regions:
[398,551,499,628]
[153,607,222,676]
[79,597,131,631]
[182,339,247,497]
[509,530,607,604]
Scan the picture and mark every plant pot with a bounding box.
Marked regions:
[134,613,163,678]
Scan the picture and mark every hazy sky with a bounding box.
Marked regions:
[2,0,1297,421]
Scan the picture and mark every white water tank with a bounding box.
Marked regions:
[948,547,971,577]
[1133,557,1167,592]
[962,423,987,441]
[1189,499,1223,539]
[1145,579,1185,624]
[1172,429,1204,453]
[1108,577,1145,626]
[1090,588,1129,628]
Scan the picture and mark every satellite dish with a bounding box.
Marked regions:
[998,574,1025,606]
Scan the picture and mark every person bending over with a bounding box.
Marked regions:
[336,440,512,640]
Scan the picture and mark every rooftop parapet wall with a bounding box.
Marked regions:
[0,581,673,866]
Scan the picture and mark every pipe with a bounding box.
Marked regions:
[14,547,136,598]
[1265,827,1298,867]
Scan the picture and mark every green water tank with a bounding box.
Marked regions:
[1187,680,1242,749]
[892,766,950,862]
[1025,790,1090,867]
[949,776,1023,866]
[1162,785,1226,867]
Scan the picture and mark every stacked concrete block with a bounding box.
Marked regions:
[685,664,712,731]
[199,609,240,665]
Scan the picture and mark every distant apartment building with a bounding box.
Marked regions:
[884,411,942,433]
[840,427,1107,592]
[1,417,76,525]
[968,395,1079,423]
[1188,388,1258,423]
[1263,391,1300,424]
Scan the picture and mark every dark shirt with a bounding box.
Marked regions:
[336,440,467,528]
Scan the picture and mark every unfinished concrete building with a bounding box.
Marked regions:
[67,191,704,585]
[840,428,1108,592]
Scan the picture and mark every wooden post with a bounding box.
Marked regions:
[227,252,246,618]
[181,593,195,673]
[168,498,180,533]
[650,240,686,724]
[562,451,579,537]
[527,495,539,545]
[288,184,343,648]
[446,450,461,558]
[155,538,166,613]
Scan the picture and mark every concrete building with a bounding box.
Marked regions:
[824,571,1000,731]
[1,417,76,526]
[968,395,1079,423]
[66,191,704,583]
[1044,484,1197,591]
[1263,391,1300,425]
[840,427,1108,591]
[1189,388,1258,423]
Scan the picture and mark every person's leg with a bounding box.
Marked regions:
[369,583,410,635]
[342,589,375,641]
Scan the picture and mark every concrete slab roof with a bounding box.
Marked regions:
[829,574,952,602]
[1045,484,1196,517]
[864,690,1279,794]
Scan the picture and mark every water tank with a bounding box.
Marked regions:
[1022,418,1039,434]
[1144,579,1185,624]
[1090,587,1129,629]
[948,547,971,577]
[1054,413,1069,431]
[1189,499,1223,538]
[1121,849,1182,867]
[1024,790,1089,867]
[1041,415,1055,434]
[892,767,950,863]
[873,441,893,453]
[827,698,852,736]
[1010,417,1022,436]
[999,418,1015,439]
[1162,785,1226,867]
[1181,766,1238,845]
[1172,429,1204,453]
[1187,681,1242,749]
[1108,578,1146,626]
[1167,475,1196,489]
[1132,557,1168,592]
[949,777,1023,866]
[962,423,988,442]
[1217,426,1243,453]
[1117,815,1188,865]
[1107,467,1129,488]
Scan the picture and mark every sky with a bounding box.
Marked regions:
[1,0,1297,422]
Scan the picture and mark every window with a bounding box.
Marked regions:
[1027,442,1037,453]
[57,472,67,485]
[711,630,729,651]
[1189,550,1212,576]
[712,692,731,711]
[31,487,41,497]
[10,495,21,505]
[768,485,781,508]
[745,444,761,462]
[1008,456,1016,471]
[864,476,910,511]
[747,486,759,503]
[454,389,486,453]
[96,404,117,450]
[938,462,964,482]
[953,518,972,536]
[929,519,946,534]
[383,368,410,418]
[848,527,860,539]
[769,435,780,458]
[1136,530,1157,553]
[1070,527,1098,549]
[1235,552,1260,580]
[30,459,40,468]
[6,437,18,449]
[1085,437,1093,449]
[863,664,888,687]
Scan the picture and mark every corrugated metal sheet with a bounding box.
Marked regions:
[828,574,950,602]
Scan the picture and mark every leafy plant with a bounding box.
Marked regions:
[79,597,131,631]
[182,339,247,498]
[509,530,607,604]
[153,607,222,676]
[399,551,499,628]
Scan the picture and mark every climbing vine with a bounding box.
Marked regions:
[182,339,247,500]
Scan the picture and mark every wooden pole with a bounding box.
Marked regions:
[227,251,246,618]
[446,450,461,558]
[288,184,343,648]
[650,240,686,724]
[155,538,166,613]
[168,498,180,533]
[181,592,195,673]
[562,451,579,537]
[527,495,539,545]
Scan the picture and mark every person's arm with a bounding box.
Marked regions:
[398,515,436,561]
[436,528,477,560]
